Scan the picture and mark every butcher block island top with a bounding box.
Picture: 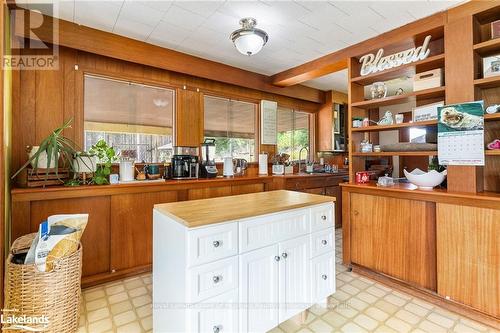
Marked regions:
[154,189,335,228]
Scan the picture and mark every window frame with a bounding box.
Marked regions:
[203,94,260,162]
[276,105,315,162]
[81,72,177,163]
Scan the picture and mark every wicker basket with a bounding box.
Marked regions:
[4,233,82,333]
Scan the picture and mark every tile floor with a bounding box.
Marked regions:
[79,229,498,333]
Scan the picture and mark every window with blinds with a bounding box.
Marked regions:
[204,95,257,162]
[277,107,311,161]
[84,75,175,163]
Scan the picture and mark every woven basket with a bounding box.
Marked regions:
[4,233,82,333]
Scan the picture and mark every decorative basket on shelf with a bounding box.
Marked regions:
[4,233,82,333]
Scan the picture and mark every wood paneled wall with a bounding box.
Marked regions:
[0,2,6,308]
[11,46,321,173]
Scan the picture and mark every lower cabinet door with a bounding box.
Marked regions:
[311,252,335,303]
[239,244,279,333]
[278,235,311,322]
[188,289,239,333]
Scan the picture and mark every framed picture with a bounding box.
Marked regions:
[483,54,500,78]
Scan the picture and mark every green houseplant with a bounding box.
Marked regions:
[88,139,117,185]
[11,118,79,182]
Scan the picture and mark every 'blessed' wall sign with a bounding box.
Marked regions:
[359,35,432,76]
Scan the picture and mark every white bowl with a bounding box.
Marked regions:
[404,168,447,190]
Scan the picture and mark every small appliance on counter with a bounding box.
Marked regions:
[200,139,218,178]
[172,146,199,180]
[223,157,234,177]
[233,158,248,176]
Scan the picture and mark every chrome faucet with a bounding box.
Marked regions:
[298,146,309,173]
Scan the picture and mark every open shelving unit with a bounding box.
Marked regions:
[472,7,500,192]
[348,26,446,182]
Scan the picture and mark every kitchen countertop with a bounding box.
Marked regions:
[11,172,348,202]
[154,190,335,228]
[341,182,500,208]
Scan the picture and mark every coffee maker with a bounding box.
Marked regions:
[172,146,199,180]
[200,139,218,178]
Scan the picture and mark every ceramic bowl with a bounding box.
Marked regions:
[403,168,447,190]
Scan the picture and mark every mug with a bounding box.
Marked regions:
[147,164,160,175]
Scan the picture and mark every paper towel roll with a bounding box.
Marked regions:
[258,154,268,175]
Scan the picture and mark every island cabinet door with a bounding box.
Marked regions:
[239,244,279,333]
[278,234,311,323]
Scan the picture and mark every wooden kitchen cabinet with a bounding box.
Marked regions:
[175,88,203,147]
[349,193,437,290]
[30,197,111,278]
[437,204,500,318]
[284,175,345,228]
[110,191,178,272]
[301,187,325,195]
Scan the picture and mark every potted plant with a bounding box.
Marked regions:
[88,139,117,185]
[11,118,79,183]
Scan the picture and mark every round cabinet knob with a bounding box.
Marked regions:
[213,325,221,333]
[281,252,288,259]
[321,215,327,220]
[274,256,281,262]
[213,275,222,283]
[322,274,328,280]
[213,240,221,248]
[321,240,328,245]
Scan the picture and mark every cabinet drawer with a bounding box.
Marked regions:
[310,228,334,258]
[188,222,238,266]
[187,256,238,303]
[310,204,334,232]
[311,252,335,303]
[187,289,239,333]
[239,209,309,253]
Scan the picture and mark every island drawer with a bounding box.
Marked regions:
[239,208,309,253]
[187,288,239,333]
[310,227,334,258]
[188,222,238,266]
[187,256,238,303]
[310,204,334,232]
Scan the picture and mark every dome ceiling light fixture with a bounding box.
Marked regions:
[230,17,269,56]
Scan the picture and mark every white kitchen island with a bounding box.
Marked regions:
[153,190,336,333]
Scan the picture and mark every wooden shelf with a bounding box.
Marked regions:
[352,151,437,157]
[485,113,500,121]
[351,54,445,86]
[473,38,500,56]
[485,150,500,156]
[474,75,500,89]
[351,120,437,132]
[351,86,445,109]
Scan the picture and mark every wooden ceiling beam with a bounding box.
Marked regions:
[271,11,447,87]
[12,11,325,103]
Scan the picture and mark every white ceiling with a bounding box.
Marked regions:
[20,0,462,92]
